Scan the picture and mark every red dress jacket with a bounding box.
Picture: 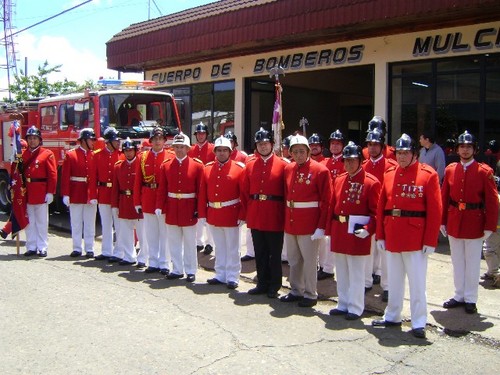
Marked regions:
[94,147,122,205]
[198,160,245,227]
[240,154,288,232]
[376,161,442,251]
[156,156,204,227]
[441,160,498,239]
[188,142,215,165]
[61,147,97,204]
[362,156,398,183]
[23,147,57,205]
[327,169,380,255]
[284,159,331,235]
[133,149,167,214]
[230,149,248,163]
[112,158,142,220]
[321,155,344,182]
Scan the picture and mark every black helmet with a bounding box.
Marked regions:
[103,127,120,142]
[224,131,238,145]
[25,125,42,140]
[78,128,97,140]
[365,129,384,145]
[282,135,292,148]
[445,138,456,148]
[488,139,499,153]
[254,127,274,143]
[395,133,417,152]
[121,137,138,151]
[329,129,345,144]
[149,127,165,141]
[308,133,323,145]
[368,116,387,137]
[164,127,180,137]
[193,122,209,134]
[457,130,477,149]
[342,141,362,159]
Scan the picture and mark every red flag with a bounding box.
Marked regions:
[272,82,284,155]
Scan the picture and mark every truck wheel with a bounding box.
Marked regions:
[0,171,12,212]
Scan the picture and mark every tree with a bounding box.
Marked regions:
[6,61,96,102]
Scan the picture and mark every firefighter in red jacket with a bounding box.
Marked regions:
[94,127,122,262]
[362,116,396,161]
[156,133,204,282]
[327,141,380,320]
[111,137,143,265]
[22,126,57,257]
[441,131,499,314]
[61,128,98,258]
[240,128,289,298]
[134,127,170,275]
[280,135,331,307]
[198,136,245,289]
[225,131,248,163]
[189,122,215,255]
[361,128,398,301]
[308,133,325,163]
[318,129,346,281]
[372,134,441,339]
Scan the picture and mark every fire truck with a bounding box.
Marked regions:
[0,80,181,212]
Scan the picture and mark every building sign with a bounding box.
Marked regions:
[413,26,500,56]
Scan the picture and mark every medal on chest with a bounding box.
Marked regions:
[347,181,363,204]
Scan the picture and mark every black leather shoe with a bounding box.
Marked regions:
[267,291,279,299]
[329,308,347,316]
[37,251,47,258]
[465,303,477,314]
[196,245,204,251]
[382,290,389,302]
[144,266,160,273]
[70,251,81,257]
[298,298,317,307]
[108,256,121,263]
[372,274,381,285]
[372,319,402,327]
[186,274,196,282]
[167,273,183,280]
[227,281,238,289]
[280,293,302,302]
[443,298,465,309]
[94,254,109,261]
[345,313,360,320]
[203,244,213,255]
[317,270,334,280]
[85,252,94,259]
[411,327,426,338]
[118,260,136,266]
[248,287,267,295]
[24,250,38,257]
[136,262,146,269]
[207,278,224,285]
[241,255,255,262]
[160,268,170,276]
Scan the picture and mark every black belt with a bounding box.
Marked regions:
[26,178,47,183]
[143,183,158,189]
[332,214,349,223]
[384,209,426,218]
[119,190,133,196]
[250,194,283,201]
[450,200,484,211]
[98,181,113,187]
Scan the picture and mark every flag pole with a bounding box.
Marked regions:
[270,65,285,156]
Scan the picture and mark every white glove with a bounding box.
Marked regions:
[155,208,162,217]
[89,199,98,205]
[237,220,245,227]
[112,207,119,216]
[354,228,370,239]
[376,239,386,251]
[440,225,447,238]
[135,205,142,214]
[310,228,325,241]
[422,245,435,254]
[45,193,54,205]
[483,230,493,241]
[62,196,70,207]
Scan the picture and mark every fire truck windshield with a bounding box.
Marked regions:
[99,92,178,139]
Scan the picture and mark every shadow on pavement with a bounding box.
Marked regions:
[430,309,494,334]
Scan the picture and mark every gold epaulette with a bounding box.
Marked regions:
[193,158,203,164]
[235,161,245,168]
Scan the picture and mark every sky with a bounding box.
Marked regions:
[0,0,215,96]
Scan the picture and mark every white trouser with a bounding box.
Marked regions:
[98,203,119,257]
[115,218,143,262]
[449,235,484,303]
[383,250,428,329]
[364,235,384,288]
[196,220,214,247]
[166,224,197,275]
[209,225,241,283]
[25,203,49,252]
[136,219,148,264]
[482,231,500,276]
[318,236,335,273]
[244,226,255,257]
[69,203,97,254]
[143,213,169,269]
[285,233,320,300]
[335,253,367,316]
[281,238,288,262]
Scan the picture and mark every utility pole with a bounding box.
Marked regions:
[1,0,18,101]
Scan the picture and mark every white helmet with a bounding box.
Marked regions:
[214,135,232,151]
[289,135,310,151]
[172,132,191,147]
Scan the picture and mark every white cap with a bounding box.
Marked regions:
[289,135,310,150]
[172,133,191,147]
[214,135,232,151]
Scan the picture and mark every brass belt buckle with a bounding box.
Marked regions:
[458,202,466,211]
[288,200,294,208]
[339,215,347,224]
[26,178,31,183]
[176,193,182,199]
[392,209,402,217]
[213,202,222,209]
[258,194,267,201]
